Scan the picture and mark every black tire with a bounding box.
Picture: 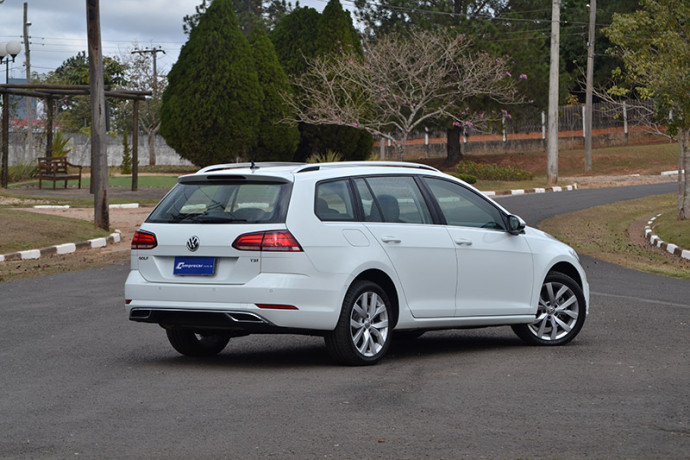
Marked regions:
[166,328,230,357]
[325,280,392,365]
[512,272,586,346]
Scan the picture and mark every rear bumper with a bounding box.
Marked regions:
[124,270,345,331]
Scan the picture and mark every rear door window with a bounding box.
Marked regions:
[363,176,433,224]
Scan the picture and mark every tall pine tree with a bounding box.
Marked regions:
[161,0,263,166]
[271,0,372,161]
[248,26,300,161]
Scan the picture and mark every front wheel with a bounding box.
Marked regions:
[325,280,392,365]
[166,328,230,357]
[512,273,586,346]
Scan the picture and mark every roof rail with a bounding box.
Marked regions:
[197,162,305,174]
[295,161,439,173]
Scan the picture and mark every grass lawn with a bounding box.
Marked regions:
[421,142,680,177]
[0,209,111,254]
[653,211,690,250]
[10,175,180,190]
[541,193,690,280]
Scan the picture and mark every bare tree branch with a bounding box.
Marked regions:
[285,29,521,159]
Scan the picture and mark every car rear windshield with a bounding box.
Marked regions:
[146,181,289,224]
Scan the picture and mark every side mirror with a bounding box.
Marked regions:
[507,214,526,235]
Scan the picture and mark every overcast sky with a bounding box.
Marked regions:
[0,0,339,82]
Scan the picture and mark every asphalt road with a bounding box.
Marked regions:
[1,183,688,459]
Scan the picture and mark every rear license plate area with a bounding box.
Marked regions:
[173,257,216,276]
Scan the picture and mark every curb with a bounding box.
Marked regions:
[0,231,122,263]
[0,203,140,264]
[484,184,577,197]
[644,214,690,261]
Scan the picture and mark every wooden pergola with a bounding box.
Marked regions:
[0,83,152,190]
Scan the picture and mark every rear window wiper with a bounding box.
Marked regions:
[167,212,248,223]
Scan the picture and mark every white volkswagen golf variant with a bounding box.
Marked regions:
[125,161,588,365]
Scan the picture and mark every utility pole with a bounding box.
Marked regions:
[547,0,561,185]
[131,47,165,95]
[23,2,32,159]
[86,0,109,231]
[131,46,165,166]
[584,0,597,172]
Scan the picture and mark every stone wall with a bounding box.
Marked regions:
[377,130,670,160]
[7,132,193,167]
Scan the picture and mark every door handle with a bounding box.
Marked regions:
[454,238,473,247]
[381,236,401,244]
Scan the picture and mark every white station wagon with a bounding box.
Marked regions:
[125,161,588,365]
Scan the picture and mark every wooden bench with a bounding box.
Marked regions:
[38,157,83,189]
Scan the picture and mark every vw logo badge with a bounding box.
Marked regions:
[186,235,200,252]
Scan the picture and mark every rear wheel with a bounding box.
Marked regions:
[512,272,586,346]
[325,280,392,365]
[166,328,230,357]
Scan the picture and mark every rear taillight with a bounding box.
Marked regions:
[232,230,303,252]
[131,230,158,250]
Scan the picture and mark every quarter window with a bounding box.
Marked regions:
[315,180,356,221]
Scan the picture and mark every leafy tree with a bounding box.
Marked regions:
[354,0,505,37]
[271,1,373,161]
[270,6,321,77]
[121,130,133,174]
[114,46,168,166]
[161,0,263,167]
[183,0,296,37]
[605,0,690,219]
[38,51,127,133]
[248,27,299,161]
[315,0,363,56]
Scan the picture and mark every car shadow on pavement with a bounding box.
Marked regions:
[124,329,528,369]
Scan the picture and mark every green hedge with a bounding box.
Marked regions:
[456,161,534,181]
[452,173,477,184]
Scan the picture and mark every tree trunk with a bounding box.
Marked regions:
[148,129,156,166]
[678,128,689,220]
[396,139,407,161]
[445,126,463,165]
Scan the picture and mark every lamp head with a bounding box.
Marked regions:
[6,41,22,59]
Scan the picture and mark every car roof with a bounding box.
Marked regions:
[185,161,440,183]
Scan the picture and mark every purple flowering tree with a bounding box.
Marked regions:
[285,29,521,161]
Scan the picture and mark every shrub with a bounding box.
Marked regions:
[456,160,534,181]
[453,173,477,184]
[307,150,343,163]
[9,164,38,183]
[120,130,133,175]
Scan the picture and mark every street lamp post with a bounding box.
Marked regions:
[1,41,22,188]
[0,41,22,83]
